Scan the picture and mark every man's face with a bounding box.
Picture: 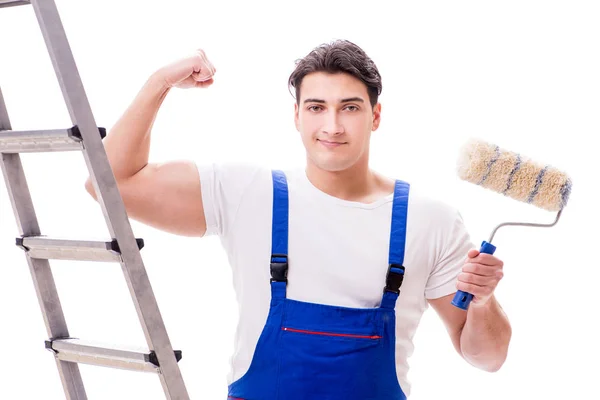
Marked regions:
[294,72,381,172]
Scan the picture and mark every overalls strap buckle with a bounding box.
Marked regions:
[384,264,405,294]
[270,254,289,283]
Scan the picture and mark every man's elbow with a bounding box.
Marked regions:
[463,345,510,373]
[482,357,507,373]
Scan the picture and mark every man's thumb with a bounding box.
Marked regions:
[467,248,480,259]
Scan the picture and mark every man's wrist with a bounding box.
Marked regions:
[148,70,172,94]
[469,295,495,311]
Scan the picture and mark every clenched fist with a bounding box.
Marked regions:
[156,49,216,89]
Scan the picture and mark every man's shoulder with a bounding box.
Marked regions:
[197,161,270,188]
[198,161,300,179]
[197,160,266,177]
[405,184,462,227]
[197,161,306,199]
[380,173,459,217]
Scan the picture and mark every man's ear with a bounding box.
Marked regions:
[294,102,300,131]
[372,103,382,131]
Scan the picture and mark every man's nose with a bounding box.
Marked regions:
[322,111,344,135]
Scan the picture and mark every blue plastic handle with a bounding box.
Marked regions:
[451,240,497,310]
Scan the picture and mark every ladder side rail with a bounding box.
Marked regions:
[0,88,87,399]
[29,1,190,398]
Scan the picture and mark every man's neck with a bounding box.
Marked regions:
[305,160,393,204]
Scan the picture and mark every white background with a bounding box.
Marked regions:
[1,0,598,398]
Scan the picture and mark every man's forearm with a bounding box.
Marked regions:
[86,72,170,195]
[460,295,512,372]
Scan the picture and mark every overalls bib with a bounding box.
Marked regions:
[227,170,410,400]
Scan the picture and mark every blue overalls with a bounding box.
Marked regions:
[227,170,410,400]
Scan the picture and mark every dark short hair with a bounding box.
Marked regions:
[288,39,382,108]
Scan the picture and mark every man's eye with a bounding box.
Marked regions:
[308,105,322,112]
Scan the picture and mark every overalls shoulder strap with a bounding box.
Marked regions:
[270,170,289,299]
[380,179,410,309]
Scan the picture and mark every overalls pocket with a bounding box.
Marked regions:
[277,323,384,398]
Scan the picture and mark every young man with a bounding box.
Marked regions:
[85,40,511,399]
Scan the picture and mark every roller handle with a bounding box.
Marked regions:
[451,241,497,310]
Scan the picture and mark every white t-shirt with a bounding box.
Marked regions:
[198,162,475,397]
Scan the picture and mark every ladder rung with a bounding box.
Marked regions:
[45,338,182,373]
[0,125,105,153]
[0,0,30,8]
[16,236,144,262]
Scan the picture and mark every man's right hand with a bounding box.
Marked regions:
[157,49,217,89]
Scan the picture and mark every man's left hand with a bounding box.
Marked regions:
[456,249,504,307]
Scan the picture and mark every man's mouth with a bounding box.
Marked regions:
[318,139,346,148]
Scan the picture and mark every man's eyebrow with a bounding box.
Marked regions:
[303,97,365,104]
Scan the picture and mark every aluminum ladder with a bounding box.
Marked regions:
[0,1,190,398]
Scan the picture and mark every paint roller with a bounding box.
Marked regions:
[451,138,572,310]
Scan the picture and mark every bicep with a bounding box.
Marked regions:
[428,293,467,355]
[119,160,206,237]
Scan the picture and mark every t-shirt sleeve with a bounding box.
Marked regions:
[196,162,260,237]
[425,209,476,300]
